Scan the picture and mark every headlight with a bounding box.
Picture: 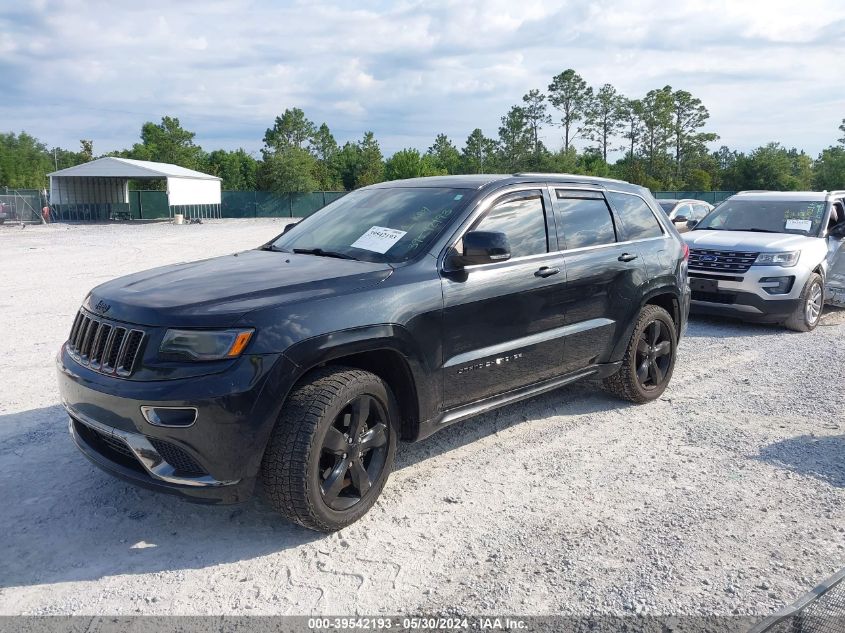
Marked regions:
[159,328,254,361]
[754,251,800,267]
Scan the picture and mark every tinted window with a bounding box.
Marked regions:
[607,192,664,240]
[473,195,547,258]
[658,200,677,213]
[271,187,468,263]
[555,191,617,249]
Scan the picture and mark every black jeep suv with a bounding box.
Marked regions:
[58,174,690,531]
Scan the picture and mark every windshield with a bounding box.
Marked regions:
[658,201,677,213]
[694,199,827,236]
[270,187,469,263]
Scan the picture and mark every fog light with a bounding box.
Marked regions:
[141,406,197,427]
[759,276,794,295]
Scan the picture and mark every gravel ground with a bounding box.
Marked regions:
[0,219,843,617]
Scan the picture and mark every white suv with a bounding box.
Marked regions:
[682,191,845,331]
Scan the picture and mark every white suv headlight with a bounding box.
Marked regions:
[754,251,800,267]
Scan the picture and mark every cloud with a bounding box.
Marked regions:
[0,0,843,158]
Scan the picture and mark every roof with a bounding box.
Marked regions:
[733,191,832,201]
[368,173,640,192]
[48,157,221,180]
[657,198,712,205]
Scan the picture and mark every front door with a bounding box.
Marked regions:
[826,199,845,307]
[440,188,568,410]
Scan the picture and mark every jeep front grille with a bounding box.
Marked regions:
[688,249,759,274]
[67,309,146,376]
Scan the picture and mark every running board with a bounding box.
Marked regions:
[414,362,620,442]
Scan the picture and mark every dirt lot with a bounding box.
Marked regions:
[0,220,843,617]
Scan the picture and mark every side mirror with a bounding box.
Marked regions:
[282,221,298,234]
[449,231,511,268]
[686,219,699,230]
[673,215,688,223]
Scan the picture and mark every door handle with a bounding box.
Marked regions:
[535,266,560,278]
[618,253,638,262]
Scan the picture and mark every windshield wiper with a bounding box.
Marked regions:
[260,243,286,252]
[732,228,781,233]
[293,248,357,260]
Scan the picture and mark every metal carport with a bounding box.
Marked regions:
[48,157,222,221]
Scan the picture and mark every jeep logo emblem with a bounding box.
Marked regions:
[93,300,111,314]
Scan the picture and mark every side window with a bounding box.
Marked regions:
[472,194,548,258]
[606,192,664,241]
[693,204,709,219]
[673,203,692,220]
[831,201,844,228]
[554,190,617,250]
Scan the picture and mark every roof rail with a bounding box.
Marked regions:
[736,190,770,194]
[512,172,627,184]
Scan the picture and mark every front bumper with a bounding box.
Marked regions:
[688,266,805,322]
[58,345,296,504]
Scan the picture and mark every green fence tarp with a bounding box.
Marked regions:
[129,190,170,219]
[653,191,736,204]
[221,191,346,218]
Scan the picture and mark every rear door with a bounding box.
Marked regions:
[440,188,568,409]
[552,188,648,374]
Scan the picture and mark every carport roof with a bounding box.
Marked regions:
[47,157,221,180]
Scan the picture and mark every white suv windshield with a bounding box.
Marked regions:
[694,199,826,236]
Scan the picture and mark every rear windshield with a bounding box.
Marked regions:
[694,199,827,236]
[270,187,469,263]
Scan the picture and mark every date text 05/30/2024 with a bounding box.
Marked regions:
[307,617,528,630]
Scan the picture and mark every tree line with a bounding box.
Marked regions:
[2,68,844,193]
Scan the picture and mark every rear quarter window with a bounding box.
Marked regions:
[607,192,664,241]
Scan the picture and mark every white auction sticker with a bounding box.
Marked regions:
[785,218,812,231]
[351,226,408,253]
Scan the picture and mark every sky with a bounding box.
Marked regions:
[2,0,844,160]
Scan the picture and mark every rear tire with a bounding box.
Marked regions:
[603,304,677,404]
[785,273,823,332]
[261,366,398,532]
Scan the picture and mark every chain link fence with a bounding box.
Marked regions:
[0,188,46,223]
[10,188,735,223]
[0,189,348,222]
[128,191,347,220]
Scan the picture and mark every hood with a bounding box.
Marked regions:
[85,249,393,327]
[682,230,819,251]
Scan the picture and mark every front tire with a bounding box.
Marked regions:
[261,367,398,532]
[785,273,823,332]
[603,304,677,404]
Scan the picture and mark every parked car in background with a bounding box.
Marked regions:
[0,202,8,224]
[657,199,714,233]
[683,190,845,331]
[58,173,690,532]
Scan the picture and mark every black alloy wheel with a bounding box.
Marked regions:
[261,367,398,532]
[635,319,673,390]
[602,304,677,403]
[318,395,390,511]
